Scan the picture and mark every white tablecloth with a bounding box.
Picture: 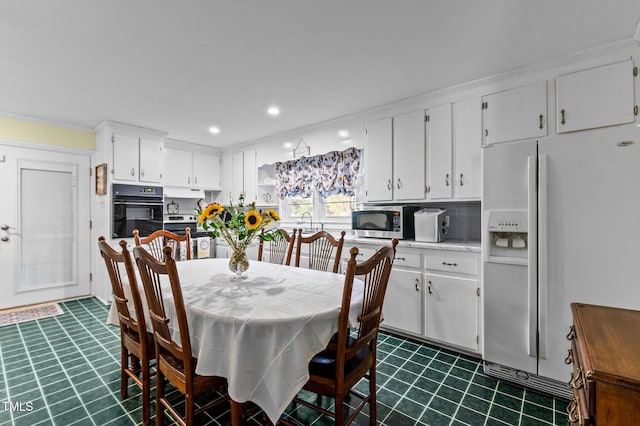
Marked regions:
[107,258,363,423]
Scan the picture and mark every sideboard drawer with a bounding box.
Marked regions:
[424,250,478,275]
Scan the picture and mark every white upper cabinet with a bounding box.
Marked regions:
[113,133,162,183]
[453,98,482,199]
[393,110,427,201]
[556,59,636,133]
[229,149,257,203]
[365,112,426,202]
[426,104,453,199]
[483,81,547,146]
[364,117,394,202]
[163,148,221,189]
[427,99,481,200]
[193,153,221,189]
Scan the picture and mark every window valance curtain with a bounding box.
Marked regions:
[275,147,361,199]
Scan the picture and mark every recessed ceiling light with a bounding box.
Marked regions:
[338,130,349,138]
[267,106,280,116]
[209,126,220,134]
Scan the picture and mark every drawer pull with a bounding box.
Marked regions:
[566,325,576,340]
[567,398,579,423]
[441,262,458,267]
[396,257,406,261]
[568,368,584,390]
[564,349,573,365]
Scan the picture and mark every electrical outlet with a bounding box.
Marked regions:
[444,215,450,227]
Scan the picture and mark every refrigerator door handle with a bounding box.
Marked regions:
[527,155,538,358]
[538,154,548,359]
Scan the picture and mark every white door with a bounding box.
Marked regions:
[393,110,426,200]
[364,118,393,202]
[0,145,91,309]
[427,104,453,199]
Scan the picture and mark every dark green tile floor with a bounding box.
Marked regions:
[0,298,569,425]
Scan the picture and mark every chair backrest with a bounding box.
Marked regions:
[133,228,192,261]
[97,237,147,340]
[257,228,297,266]
[335,239,398,374]
[295,230,346,273]
[133,245,194,374]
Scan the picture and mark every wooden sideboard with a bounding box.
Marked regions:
[567,303,640,425]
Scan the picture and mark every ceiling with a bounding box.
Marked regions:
[2,1,640,148]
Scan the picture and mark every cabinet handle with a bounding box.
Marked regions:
[387,179,392,190]
[415,278,420,292]
[188,176,191,185]
[445,173,450,187]
[427,280,433,294]
[397,178,402,189]
[194,176,198,184]
[130,168,135,177]
[459,173,464,187]
[566,325,575,340]
[484,129,488,137]
[564,349,573,365]
[539,114,544,129]
[568,368,584,390]
[442,261,458,267]
[395,256,406,261]
[140,169,145,177]
[560,109,566,125]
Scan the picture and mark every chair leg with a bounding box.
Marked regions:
[335,392,344,426]
[185,393,194,426]
[120,345,128,399]
[156,371,164,426]
[369,367,377,426]
[141,359,151,424]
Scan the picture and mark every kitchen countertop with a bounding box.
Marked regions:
[344,236,481,253]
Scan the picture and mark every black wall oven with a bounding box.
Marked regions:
[112,184,163,238]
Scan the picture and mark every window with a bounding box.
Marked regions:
[287,196,313,218]
[322,194,355,218]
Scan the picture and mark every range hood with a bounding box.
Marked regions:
[163,187,205,198]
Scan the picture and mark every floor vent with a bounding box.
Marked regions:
[484,361,571,400]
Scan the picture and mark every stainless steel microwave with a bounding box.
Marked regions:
[351,206,419,239]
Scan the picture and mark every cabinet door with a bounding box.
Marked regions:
[163,148,192,187]
[557,59,635,133]
[483,81,547,145]
[424,274,478,351]
[112,133,139,181]
[453,98,482,199]
[231,151,244,200]
[393,110,426,200]
[243,149,257,203]
[193,153,221,189]
[138,137,162,183]
[427,104,453,199]
[219,153,233,205]
[381,268,422,335]
[365,118,393,202]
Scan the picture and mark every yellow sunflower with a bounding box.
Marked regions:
[199,203,224,223]
[268,209,281,221]
[244,210,262,230]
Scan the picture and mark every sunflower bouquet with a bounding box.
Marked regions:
[197,194,283,272]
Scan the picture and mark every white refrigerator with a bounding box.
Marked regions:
[482,124,640,397]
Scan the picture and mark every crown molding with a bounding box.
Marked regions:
[0,112,94,132]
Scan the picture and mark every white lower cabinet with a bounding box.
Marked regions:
[424,273,478,352]
[383,268,423,335]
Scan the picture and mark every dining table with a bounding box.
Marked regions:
[107,257,364,425]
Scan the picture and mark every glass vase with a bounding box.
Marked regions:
[228,247,249,278]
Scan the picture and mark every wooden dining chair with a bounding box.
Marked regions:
[257,228,297,265]
[133,228,192,261]
[289,239,398,426]
[295,230,346,273]
[133,245,228,426]
[97,237,155,424]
